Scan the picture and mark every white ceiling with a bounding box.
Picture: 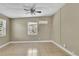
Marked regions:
[0,3,65,18]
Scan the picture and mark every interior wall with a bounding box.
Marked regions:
[0,14,10,46]
[51,3,79,55]
[60,3,79,55]
[11,16,52,41]
[51,10,61,45]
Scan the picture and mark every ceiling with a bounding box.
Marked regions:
[0,3,65,18]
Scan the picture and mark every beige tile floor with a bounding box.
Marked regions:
[0,42,70,56]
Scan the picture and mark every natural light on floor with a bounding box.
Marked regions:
[27,48,38,56]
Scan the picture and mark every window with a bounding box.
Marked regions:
[0,18,6,37]
[28,22,38,35]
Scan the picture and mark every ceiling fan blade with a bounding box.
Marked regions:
[35,11,42,13]
[24,9,30,11]
[30,12,35,15]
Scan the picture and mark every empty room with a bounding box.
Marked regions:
[0,3,79,56]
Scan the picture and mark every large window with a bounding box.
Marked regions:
[0,18,6,37]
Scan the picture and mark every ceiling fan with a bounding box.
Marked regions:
[24,4,42,15]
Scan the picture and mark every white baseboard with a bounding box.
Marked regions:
[10,40,52,43]
[51,40,77,56]
[0,41,51,48]
[0,40,77,56]
[0,42,10,48]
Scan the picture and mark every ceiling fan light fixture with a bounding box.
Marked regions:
[24,4,42,15]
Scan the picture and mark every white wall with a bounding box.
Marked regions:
[51,10,61,45]
[51,3,79,55]
[11,17,52,41]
